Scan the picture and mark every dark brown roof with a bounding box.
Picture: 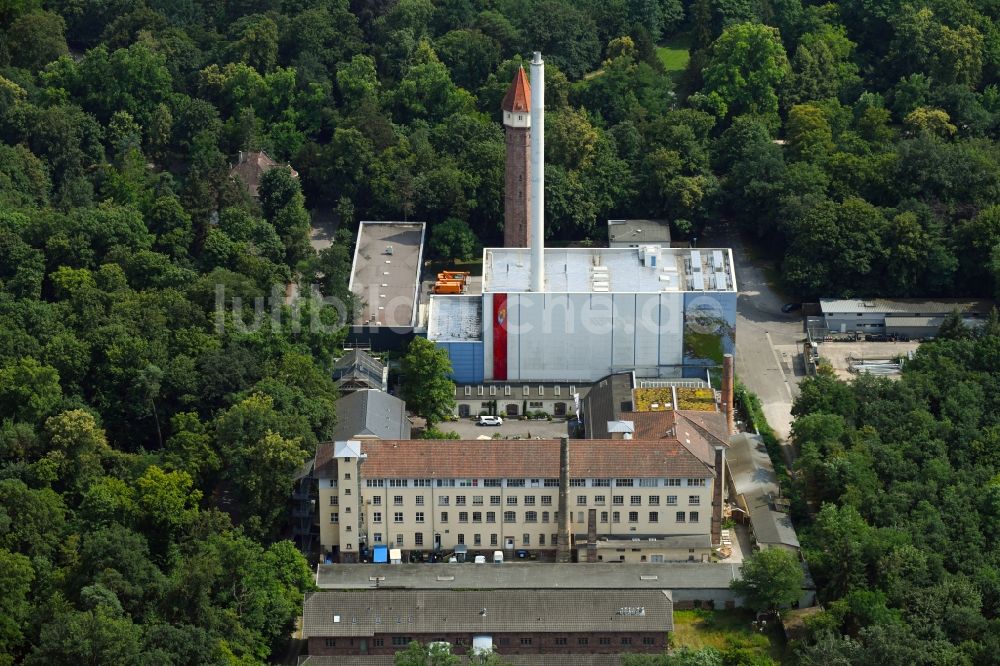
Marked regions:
[315,441,337,477]
[676,410,729,446]
[501,66,531,112]
[622,411,676,440]
[616,411,727,467]
[582,372,634,438]
[229,150,298,197]
[301,657,624,666]
[302,589,673,637]
[349,438,712,478]
[610,411,727,448]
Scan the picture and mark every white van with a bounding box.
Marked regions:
[477,415,503,426]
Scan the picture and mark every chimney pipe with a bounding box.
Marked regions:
[529,52,545,292]
[722,354,735,435]
[556,436,571,563]
[586,508,598,563]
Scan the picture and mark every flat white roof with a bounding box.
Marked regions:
[820,298,993,315]
[482,246,736,294]
[427,295,483,341]
[348,221,426,327]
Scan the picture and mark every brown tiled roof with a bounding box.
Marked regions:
[676,410,729,446]
[618,411,725,467]
[302,589,673,637]
[351,439,712,479]
[622,411,676,440]
[229,150,299,197]
[501,65,531,112]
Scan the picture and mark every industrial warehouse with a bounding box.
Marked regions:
[818,298,994,338]
[345,52,737,386]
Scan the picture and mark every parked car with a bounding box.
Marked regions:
[477,415,503,426]
[781,303,802,313]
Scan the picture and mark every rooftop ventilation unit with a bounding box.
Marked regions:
[639,245,660,267]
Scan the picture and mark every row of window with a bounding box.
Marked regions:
[360,510,700,527]
[577,495,700,507]
[371,532,554,547]
[362,478,706,489]
[502,636,649,646]
[461,384,576,397]
[439,494,552,507]
[350,493,703,508]
[324,636,657,649]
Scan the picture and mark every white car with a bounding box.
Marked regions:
[477,415,503,426]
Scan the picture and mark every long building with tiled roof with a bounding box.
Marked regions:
[301,588,672,658]
[329,438,713,480]
[316,438,722,565]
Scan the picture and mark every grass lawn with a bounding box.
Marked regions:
[424,258,483,276]
[672,609,786,661]
[656,32,692,80]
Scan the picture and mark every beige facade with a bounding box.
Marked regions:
[319,470,714,561]
[453,381,589,418]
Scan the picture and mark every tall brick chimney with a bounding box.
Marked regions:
[586,508,598,563]
[501,66,531,248]
[722,353,735,435]
[556,436,572,563]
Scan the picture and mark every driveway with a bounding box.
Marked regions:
[444,418,572,440]
[309,208,339,252]
[703,225,806,452]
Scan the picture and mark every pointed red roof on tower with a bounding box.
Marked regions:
[501,65,531,113]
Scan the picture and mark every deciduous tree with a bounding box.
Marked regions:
[731,548,805,611]
[401,337,456,431]
[697,23,790,124]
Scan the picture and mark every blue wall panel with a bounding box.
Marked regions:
[437,342,484,384]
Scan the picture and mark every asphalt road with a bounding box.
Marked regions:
[705,227,805,447]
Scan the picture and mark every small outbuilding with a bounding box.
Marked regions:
[819,298,993,338]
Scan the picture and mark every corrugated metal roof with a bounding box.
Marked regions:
[883,316,946,328]
[316,561,740,591]
[819,298,993,315]
[302,589,673,637]
[747,502,800,549]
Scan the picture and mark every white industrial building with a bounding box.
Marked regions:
[819,298,993,338]
[427,247,737,383]
[423,52,737,384]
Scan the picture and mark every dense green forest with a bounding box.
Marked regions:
[788,317,1000,664]
[2,0,1000,663]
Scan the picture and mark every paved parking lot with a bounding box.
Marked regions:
[443,418,572,440]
